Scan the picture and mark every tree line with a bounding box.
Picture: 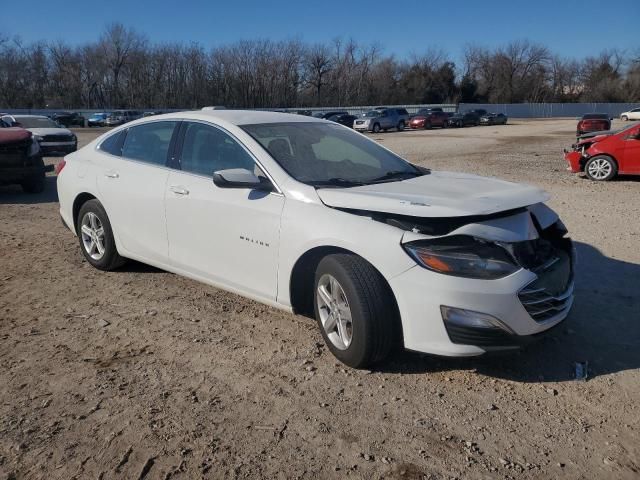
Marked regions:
[0,24,638,110]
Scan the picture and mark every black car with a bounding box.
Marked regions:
[52,112,85,127]
[447,112,480,127]
[313,111,349,119]
[0,126,52,193]
[327,113,358,128]
[479,113,508,125]
[467,109,488,117]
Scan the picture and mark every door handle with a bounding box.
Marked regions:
[104,171,119,179]
[169,185,189,195]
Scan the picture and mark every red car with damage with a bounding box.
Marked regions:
[564,123,640,181]
[409,109,448,129]
[576,113,611,136]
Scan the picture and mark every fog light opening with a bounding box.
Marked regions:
[440,306,514,334]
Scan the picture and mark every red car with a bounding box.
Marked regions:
[564,123,640,180]
[409,109,448,129]
[576,113,611,136]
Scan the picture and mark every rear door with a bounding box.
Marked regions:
[96,121,179,263]
[164,121,284,300]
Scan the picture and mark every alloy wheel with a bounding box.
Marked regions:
[316,274,353,350]
[587,158,612,180]
[80,212,106,260]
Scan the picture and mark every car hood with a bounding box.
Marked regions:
[576,132,611,143]
[27,127,73,136]
[316,171,550,218]
[0,127,32,145]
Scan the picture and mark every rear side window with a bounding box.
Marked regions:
[98,131,126,156]
[121,121,178,166]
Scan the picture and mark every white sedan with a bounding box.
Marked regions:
[57,111,574,368]
[620,108,640,121]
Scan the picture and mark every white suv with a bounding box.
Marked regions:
[620,108,640,121]
[57,111,574,368]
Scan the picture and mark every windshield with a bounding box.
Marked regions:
[363,111,382,118]
[241,122,422,186]
[15,117,60,128]
[583,114,608,120]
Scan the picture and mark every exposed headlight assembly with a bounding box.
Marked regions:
[403,235,519,279]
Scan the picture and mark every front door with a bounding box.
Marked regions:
[621,126,640,173]
[164,121,284,300]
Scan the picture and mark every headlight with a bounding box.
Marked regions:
[28,138,41,156]
[34,135,44,142]
[403,235,519,279]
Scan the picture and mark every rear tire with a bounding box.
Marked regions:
[397,121,405,131]
[584,155,617,181]
[313,254,395,368]
[76,199,126,271]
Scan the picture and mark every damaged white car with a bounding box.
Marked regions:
[57,111,574,368]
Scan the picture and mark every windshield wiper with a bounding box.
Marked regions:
[308,178,367,188]
[368,170,425,184]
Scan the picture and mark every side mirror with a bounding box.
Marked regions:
[213,168,273,191]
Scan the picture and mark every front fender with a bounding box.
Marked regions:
[276,200,415,307]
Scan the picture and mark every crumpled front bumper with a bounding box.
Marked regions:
[564,150,583,173]
[389,263,572,356]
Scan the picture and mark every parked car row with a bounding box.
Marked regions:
[351,107,507,132]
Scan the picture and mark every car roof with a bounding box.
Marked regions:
[129,110,327,127]
[12,114,48,119]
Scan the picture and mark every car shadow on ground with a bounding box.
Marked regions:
[0,176,58,204]
[379,241,640,383]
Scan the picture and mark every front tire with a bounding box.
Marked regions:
[77,199,126,270]
[621,115,628,121]
[372,123,381,133]
[313,254,395,368]
[584,155,617,181]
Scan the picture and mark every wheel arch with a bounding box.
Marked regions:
[288,246,403,343]
[72,192,98,234]
[585,152,619,168]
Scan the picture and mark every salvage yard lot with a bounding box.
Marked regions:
[1,118,639,479]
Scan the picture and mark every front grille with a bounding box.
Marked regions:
[355,120,364,125]
[0,138,30,154]
[43,134,73,142]
[518,248,573,322]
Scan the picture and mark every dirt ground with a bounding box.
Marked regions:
[1,118,639,480]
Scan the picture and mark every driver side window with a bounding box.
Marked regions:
[180,122,256,176]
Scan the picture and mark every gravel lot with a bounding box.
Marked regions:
[1,119,639,479]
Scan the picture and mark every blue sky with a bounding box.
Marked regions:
[1,0,638,64]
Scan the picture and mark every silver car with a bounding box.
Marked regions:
[353,108,408,133]
[105,110,142,127]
